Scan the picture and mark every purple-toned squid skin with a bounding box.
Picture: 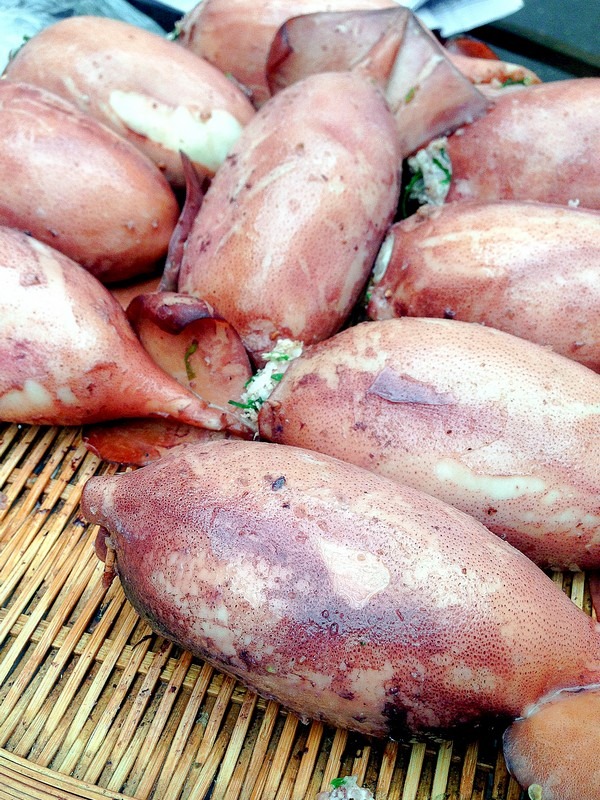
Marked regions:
[503,684,600,800]
[367,201,600,371]
[266,7,490,156]
[0,226,231,430]
[258,318,600,571]
[176,0,395,107]
[81,439,600,749]
[445,78,600,210]
[0,81,179,284]
[3,15,255,188]
[176,71,402,364]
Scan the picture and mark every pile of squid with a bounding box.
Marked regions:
[2,2,600,797]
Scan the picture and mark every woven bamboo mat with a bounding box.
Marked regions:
[1,423,592,800]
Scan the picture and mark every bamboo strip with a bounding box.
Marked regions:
[0,426,42,493]
[0,436,91,569]
[157,662,215,800]
[125,650,195,798]
[506,775,524,800]
[251,719,288,799]
[186,728,231,800]
[290,721,324,800]
[25,666,101,773]
[0,781,80,800]
[129,688,192,800]
[437,753,459,800]
[194,673,237,767]
[1,520,94,650]
[93,639,174,789]
[6,471,83,505]
[211,689,259,800]
[0,539,99,739]
[221,709,266,800]
[387,749,408,800]
[0,495,77,606]
[490,745,511,800]
[259,710,299,800]
[3,603,265,718]
[53,601,140,773]
[0,500,58,592]
[1,600,268,717]
[415,751,435,800]
[0,424,20,464]
[430,741,453,800]
[301,741,333,800]
[401,742,427,800]
[238,700,281,800]
[551,571,564,589]
[375,739,398,799]
[0,428,65,548]
[28,584,127,766]
[571,571,586,609]
[273,727,307,800]
[75,621,156,784]
[368,748,388,794]
[0,786,47,800]
[0,428,80,538]
[351,741,371,788]
[1,631,91,757]
[0,661,53,745]
[0,449,104,604]
[2,787,85,800]
[458,740,479,800]
[0,748,133,799]
[100,678,166,792]
[10,565,107,756]
[0,426,59,529]
[1,760,97,800]
[319,728,348,793]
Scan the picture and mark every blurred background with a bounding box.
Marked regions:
[133,0,600,82]
[1,0,598,80]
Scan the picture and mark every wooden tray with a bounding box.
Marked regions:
[1,422,592,800]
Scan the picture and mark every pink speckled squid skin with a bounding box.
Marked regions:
[3,16,255,188]
[0,226,235,430]
[445,51,540,89]
[0,81,179,284]
[81,440,600,738]
[367,201,600,371]
[177,71,402,363]
[177,0,394,107]
[258,318,600,570]
[265,8,491,158]
[445,79,600,210]
[503,685,600,800]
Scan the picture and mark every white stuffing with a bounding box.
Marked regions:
[316,776,375,800]
[405,137,452,208]
[231,338,303,426]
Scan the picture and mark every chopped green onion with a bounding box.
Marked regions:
[229,338,303,425]
[401,171,424,218]
[184,340,199,381]
[228,398,262,412]
[432,155,451,184]
[501,76,534,87]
